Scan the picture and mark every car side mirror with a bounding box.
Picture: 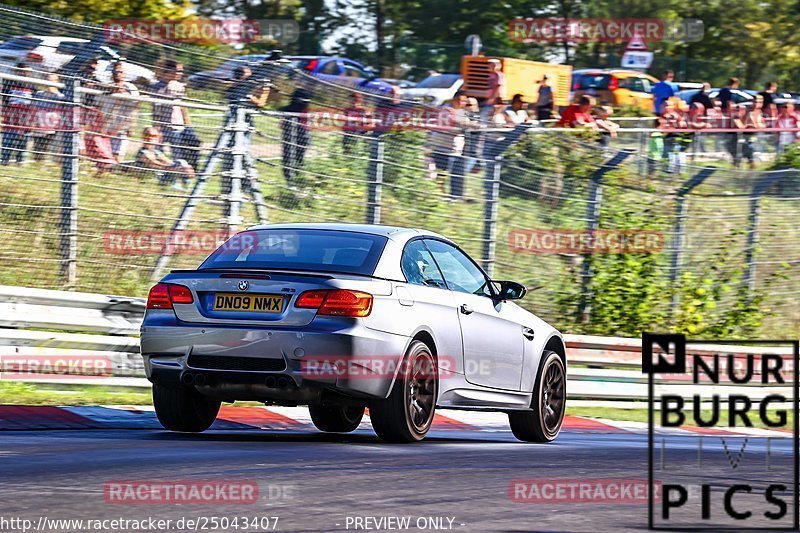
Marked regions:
[494,280,526,301]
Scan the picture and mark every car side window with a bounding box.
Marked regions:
[342,62,367,78]
[320,60,342,75]
[423,239,492,297]
[401,240,446,289]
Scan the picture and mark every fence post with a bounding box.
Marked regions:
[668,167,715,319]
[366,133,385,225]
[481,154,502,277]
[577,149,634,324]
[743,171,784,295]
[59,78,80,289]
[449,129,469,198]
[227,106,248,234]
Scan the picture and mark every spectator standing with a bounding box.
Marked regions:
[690,82,713,112]
[556,95,596,128]
[428,91,473,193]
[594,106,619,147]
[480,59,504,122]
[727,104,748,168]
[759,81,778,120]
[652,70,675,115]
[742,95,766,169]
[151,60,197,167]
[535,76,555,121]
[280,87,312,189]
[776,102,799,152]
[342,92,368,153]
[717,77,739,114]
[661,97,688,174]
[31,73,65,162]
[1,62,34,165]
[99,62,140,162]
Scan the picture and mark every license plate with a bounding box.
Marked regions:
[213,293,284,313]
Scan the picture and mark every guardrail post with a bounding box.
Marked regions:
[669,167,715,319]
[577,149,634,324]
[366,133,384,224]
[743,171,784,295]
[227,106,247,234]
[59,78,80,289]
[481,154,502,277]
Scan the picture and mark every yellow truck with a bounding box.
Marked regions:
[460,55,572,107]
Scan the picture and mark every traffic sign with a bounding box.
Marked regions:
[625,33,648,51]
[621,51,653,69]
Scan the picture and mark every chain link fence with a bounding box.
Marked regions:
[0,4,798,339]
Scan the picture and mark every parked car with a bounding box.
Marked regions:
[0,36,156,85]
[140,223,567,443]
[571,69,658,110]
[187,54,273,90]
[382,78,417,90]
[188,55,393,95]
[402,73,462,105]
[290,56,394,94]
[676,88,755,108]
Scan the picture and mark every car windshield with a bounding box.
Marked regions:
[416,74,460,89]
[0,37,42,51]
[199,229,388,276]
[576,74,611,89]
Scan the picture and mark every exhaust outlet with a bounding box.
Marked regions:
[180,372,195,386]
[265,376,277,388]
[194,373,207,386]
[276,377,290,389]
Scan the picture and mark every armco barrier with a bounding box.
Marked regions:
[0,286,794,401]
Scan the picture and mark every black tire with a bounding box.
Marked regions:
[370,340,438,443]
[152,382,221,433]
[509,350,566,443]
[309,404,365,433]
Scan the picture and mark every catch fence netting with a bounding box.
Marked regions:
[0,4,798,338]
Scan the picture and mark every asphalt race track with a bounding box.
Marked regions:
[1,419,794,532]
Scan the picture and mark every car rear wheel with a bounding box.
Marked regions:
[152,382,221,433]
[509,350,566,443]
[370,340,438,443]
[309,405,365,433]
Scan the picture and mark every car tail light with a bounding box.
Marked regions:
[25,52,43,63]
[146,282,194,309]
[573,82,580,90]
[294,289,373,317]
[305,58,318,72]
[608,75,619,91]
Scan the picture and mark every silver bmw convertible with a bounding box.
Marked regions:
[140,223,566,442]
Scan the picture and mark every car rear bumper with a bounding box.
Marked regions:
[140,321,410,400]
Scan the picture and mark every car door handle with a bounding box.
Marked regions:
[522,327,535,340]
[460,304,473,315]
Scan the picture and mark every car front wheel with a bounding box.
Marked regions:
[152,382,221,433]
[370,341,438,443]
[509,350,566,442]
